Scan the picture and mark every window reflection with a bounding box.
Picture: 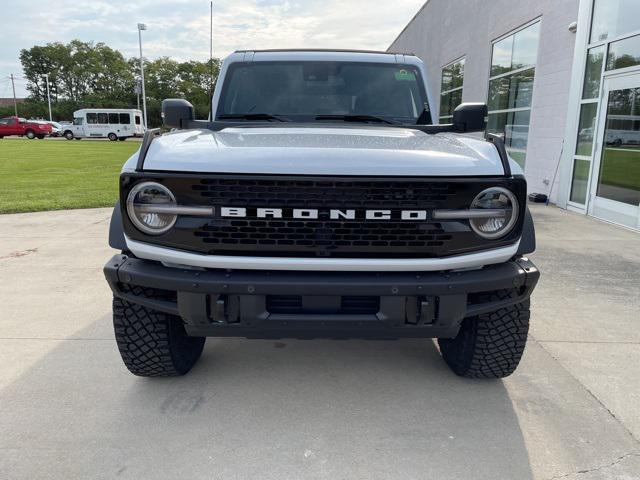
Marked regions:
[597,88,640,206]
[491,36,514,77]
[591,0,640,43]
[512,22,541,70]
[487,110,531,168]
[439,58,465,122]
[583,46,605,99]
[571,159,591,204]
[488,68,535,111]
[606,34,640,71]
[576,103,598,156]
[487,22,540,168]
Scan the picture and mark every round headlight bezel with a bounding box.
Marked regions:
[126,181,178,235]
[469,187,519,240]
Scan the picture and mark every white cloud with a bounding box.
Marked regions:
[1,0,426,97]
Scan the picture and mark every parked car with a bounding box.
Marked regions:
[105,49,539,379]
[0,116,53,139]
[63,108,145,140]
[30,120,64,137]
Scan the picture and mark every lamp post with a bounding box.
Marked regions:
[134,76,141,111]
[44,73,52,121]
[137,23,148,129]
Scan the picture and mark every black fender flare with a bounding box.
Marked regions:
[108,202,127,251]
[517,207,536,255]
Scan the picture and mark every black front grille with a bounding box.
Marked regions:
[193,178,456,208]
[121,174,527,259]
[194,219,452,256]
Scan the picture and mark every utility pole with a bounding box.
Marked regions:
[10,74,17,116]
[44,74,52,121]
[137,23,148,128]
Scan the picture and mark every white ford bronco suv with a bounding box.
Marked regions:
[104,49,539,378]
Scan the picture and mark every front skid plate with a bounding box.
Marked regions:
[104,255,539,340]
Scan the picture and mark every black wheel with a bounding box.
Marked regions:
[118,137,126,141]
[26,130,36,139]
[108,132,118,141]
[64,131,74,140]
[37,134,45,139]
[113,287,206,377]
[438,290,530,379]
[613,138,623,147]
[74,137,82,140]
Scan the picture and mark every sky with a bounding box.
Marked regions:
[0,0,426,98]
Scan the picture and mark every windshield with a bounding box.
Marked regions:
[217,61,431,124]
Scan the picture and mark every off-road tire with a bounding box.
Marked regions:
[438,291,530,379]
[113,287,205,377]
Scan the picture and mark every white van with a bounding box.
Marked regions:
[64,109,145,141]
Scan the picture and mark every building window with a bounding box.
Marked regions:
[439,58,465,122]
[486,21,541,168]
[606,34,640,71]
[590,0,640,44]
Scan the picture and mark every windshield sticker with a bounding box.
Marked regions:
[395,69,416,81]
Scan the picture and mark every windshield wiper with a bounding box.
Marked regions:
[218,113,291,122]
[314,114,398,125]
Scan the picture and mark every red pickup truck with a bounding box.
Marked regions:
[0,116,53,139]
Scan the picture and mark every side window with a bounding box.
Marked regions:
[439,58,465,123]
[0,118,9,125]
[108,113,119,124]
[120,113,131,124]
[97,113,108,124]
[86,113,98,124]
[135,115,141,125]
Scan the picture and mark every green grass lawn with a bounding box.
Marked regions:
[601,148,640,191]
[0,139,139,214]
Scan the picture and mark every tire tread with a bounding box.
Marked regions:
[113,287,205,377]
[438,290,530,379]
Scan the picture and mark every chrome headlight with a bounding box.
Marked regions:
[126,182,177,235]
[469,187,519,239]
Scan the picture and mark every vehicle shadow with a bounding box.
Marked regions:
[0,318,533,480]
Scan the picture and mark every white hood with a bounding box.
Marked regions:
[127,126,516,176]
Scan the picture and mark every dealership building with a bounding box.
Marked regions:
[389,0,640,230]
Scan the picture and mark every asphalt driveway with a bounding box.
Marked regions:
[0,204,639,479]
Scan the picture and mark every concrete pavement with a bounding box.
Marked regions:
[0,205,639,479]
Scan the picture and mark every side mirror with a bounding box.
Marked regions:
[162,99,195,129]
[452,103,487,133]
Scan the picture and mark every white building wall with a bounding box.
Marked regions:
[389,0,580,200]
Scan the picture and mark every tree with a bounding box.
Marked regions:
[17,40,220,126]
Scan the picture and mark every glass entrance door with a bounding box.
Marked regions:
[589,73,640,229]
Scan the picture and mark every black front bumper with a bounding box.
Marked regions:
[104,255,539,340]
